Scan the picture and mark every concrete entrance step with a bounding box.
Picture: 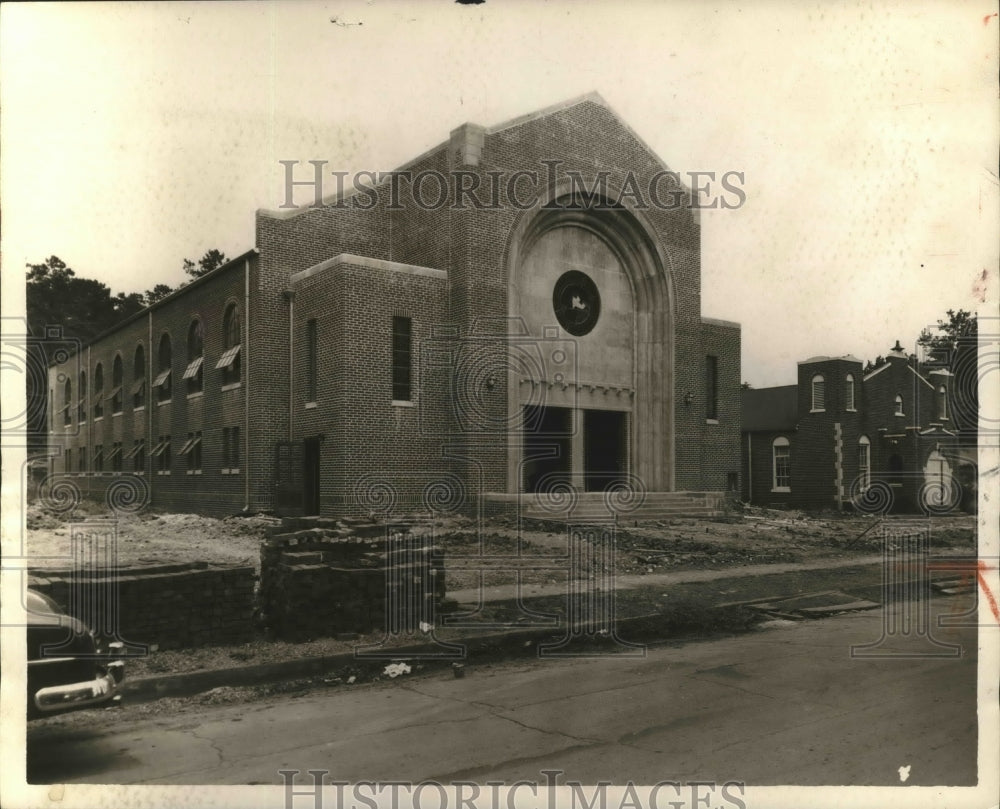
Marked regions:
[492,491,731,521]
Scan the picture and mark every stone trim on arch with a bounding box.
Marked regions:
[504,183,677,494]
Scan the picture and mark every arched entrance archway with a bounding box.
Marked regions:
[505,190,676,495]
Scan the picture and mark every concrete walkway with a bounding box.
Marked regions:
[447,553,887,604]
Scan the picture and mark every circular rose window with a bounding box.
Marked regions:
[552,270,601,336]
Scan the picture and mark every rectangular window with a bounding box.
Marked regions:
[151,435,171,474]
[181,431,203,473]
[773,441,790,490]
[94,444,104,473]
[306,318,318,403]
[79,447,87,473]
[65,448,72,473]
[110,442,122,473]
[223,426,241,472]
[392,316,412,402]
[125,438,145,473]
[705,355,718,420]
[858,443,871,491]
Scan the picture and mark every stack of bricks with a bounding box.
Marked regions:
[259,518,446,641]
[28,561,255,650]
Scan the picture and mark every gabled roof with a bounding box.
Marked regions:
[259,92,678,220]
[742,385,798,432]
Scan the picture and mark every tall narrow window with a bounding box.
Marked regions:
[78,371,87,422]
[305,318,318,403]
[217,304,241,386]
[392,316,412,402]
[772,437,791,491]
[65,448,72,474]
[110,442,123,473]
[63,379,72,425]
[845,373,855,411]
[111,354,123,414]
[810,375,825,412]
[857,435,871,491]
[155,334,172,403]
[181,431,202,473]
[222,426,241,472]
[126,438,145,473]
[705,355,718,420]
[94,444,104,473]
[184,319,204,394]
[133,344,146,408]
[938,385,948,420]
[78,447,87,473]
[894,394,904,416]
[93,363,104,418]
[151,435,171,473]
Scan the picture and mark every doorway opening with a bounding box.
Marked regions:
[522,405,572,493]
[583,409,628,491]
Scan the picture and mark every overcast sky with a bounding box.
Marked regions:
[2,0,996,387]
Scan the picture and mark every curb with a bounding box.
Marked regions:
[120,559,940,705]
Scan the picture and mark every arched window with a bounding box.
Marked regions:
[894,394,904,416]
[133,344,146,408]
[772,436,791,491]
[63,378,72,425]
[217,304,241,385]
[845,374,855,411]
[78,370,87,422]
[938,385,948,420]
[93,363,104,418]
[184,318,204,394]
[857,435,871,491]
[155,333,172,403]
[811,375,825,412]
[111,354,123,414]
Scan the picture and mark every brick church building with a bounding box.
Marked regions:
[741,344,971,513]
[47,93,742,519]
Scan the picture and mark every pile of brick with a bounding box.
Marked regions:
[29,561,255,650]
[259,517,446,641]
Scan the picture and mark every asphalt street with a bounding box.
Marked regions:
[25,595,983,788]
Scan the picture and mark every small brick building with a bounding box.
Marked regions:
[741,344,969,513]
[47,93,742,518]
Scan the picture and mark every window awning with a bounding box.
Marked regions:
[132,378,146,394]
[107,445,122,460]
[178,435,202,455]
[215,345,241,370]
[105,385,122,400]
[124,440,145,459]
[92,390,105,404]
[149,438,170,457]
[182,356,204,380]
[153,369,171,387]
[93,448,104,462]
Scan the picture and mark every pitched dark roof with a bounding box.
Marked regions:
[742,385,798,432]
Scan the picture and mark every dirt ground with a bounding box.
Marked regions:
[22,500,978,719]
[24,499,977,579]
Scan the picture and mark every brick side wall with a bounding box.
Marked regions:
[46,260,252,517]
[693,320,742,491]
[292,262,452,515]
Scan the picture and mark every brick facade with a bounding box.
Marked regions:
[742,349,967,513]
[47,94,742,518]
